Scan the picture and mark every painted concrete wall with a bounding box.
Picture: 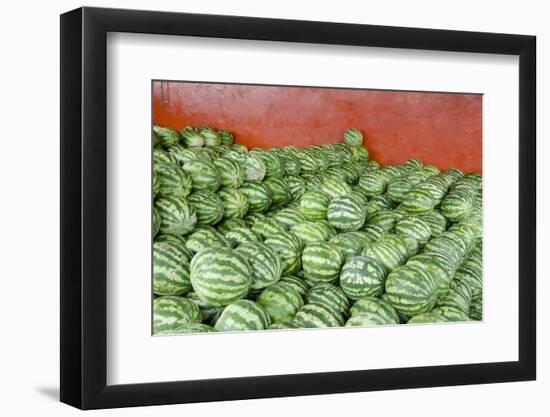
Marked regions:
[153,82,482,173]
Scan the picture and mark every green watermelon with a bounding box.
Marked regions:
[187,190,224,226]
[159,323,215,334]
[218,129,234,145]
[155,196,197,235]
[182,159,221,192]
[249,149,284,179]
[153,125,181,147]
[339,255,386,299]
[181,126,204,147]
[279,275,309,297]
[430,305,470,322]
[185,227,230,254]
[358,171,388,196]
[257,282,304,323]
[264,232,303,275]
[345,312,392,326]
[285,175,307,202]
[394,216,432,245]
[199,126,221,147]
[154,148,177,165]
[420,210,447,237]
[296,151,319,174]
[223,224,261,247]
[320,176,353,198]
[190,247,251,306]
[299,191,331,221]
[400,188,435,215]
[384,264,438,316]
[344,128,363,146]
[268,321,301,330]
[235,242,282,289]
[217,188,249,220]
[302,242,344,284]
[250,217,287,239]
[153,207,161,237]
[239,182,272,213]
[294,303,344,328]
[406,254,450,299]
[154,162,192,198]
[264,177,291,207]
[213,157,245,189]
[306,283,350,317]
[153,296,202,334]
[290,221,330,244]
[349,296,399,324]
[361,241,403,274]
[272,207,307,229]
[326,195,367,231]
[153,241,191,296]
[407,312,449,324]
[214,299,270,331]
[329,232,364,259]
[240,154,266,182]
[186,291,224,325]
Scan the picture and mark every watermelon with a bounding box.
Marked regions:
[264,177,291,207]
[296,151,319,174]
[153,208,161,237]
[366,209,400,232]
[358,171,388,196]
[154,162,192,198]
[272,207,306,229]
[420,210,447,237]
[320,176,353,198]
[218,129,234,145]
[155,196,197,235]
[180,126,204,147]
[185,227,230,254]
[394,216,432,245]
[279,153,301,176]
[186,291,224,325]
[400,188,435,215]
[430,305,470,322]
[285,175,307,202]
[440,192,474,222]
[240,154,266,182]
[349,296,399,324]
[384,264,438,316]
[223,224,261,247]
[344,128,363,146]
[302,242,344,284]
[299,191,331,221]
[153,241,191,296]
[339,255,386,299]
[268,321,301,330]
[279,275,309,297]
[306,283,350,317]
[469,296,483,321]
[250,217,287,239]
[294,303,344,328]
[362,241,403,274]
[190,247,251,306]
[158,323,215,334]
[182,159,221,192]
[329,232,364,259]
[291,221,330,244]
[326,195,367,231]
[257,282,304,323]
[361,223,386,242]
[153,125,180,147]
[187,190,224,226]
[199,126,221,147]
[235,242,282,289]
[167,145,199,166]
[154,148,177,165]
[217,188,249,220]
[249,149,284,179]
[345,312,392,326]
[406,254,450,299]
[213,157,245,189]
[153,296,202,334]
[264,232,303,275]
[407,312,449,324]
[239,182,272,213]
[214,299,270,331]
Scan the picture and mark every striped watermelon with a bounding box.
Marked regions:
[218,129,234,145]
[306,283,350,317]
[244,212,266,227]
[296,151,319,174]
[329,232,364,259]
[407,312,449,324]
[187,190,224,226]
[384,264,438,316]
[240,154,266,182]
[190,247,251,306]
[406,254,450,299]
[213,157,245,189]
[214,299,270,331]
[430,305,470,322]
[185,227,230,254]
[239,182,272,213]
[199,126,221,147]
[153,241,191,296]
[182,160,221,192]
[326,195,367,231]
[257,282,304,323]
[366,209,400,232]
[339,255,386,299]
[250,217,287,239]
[186,291,224,325]
[299,191,331,221]
[153,208,161,237]
[344,128,363,146]
[469,296,482,321]
[279,275,309,297]
[420,210,447,237]
[235,242,282,289]
[349,296,399,324]
[153,125,181,147]
[361,223,386,242]
[264,177,291,207]
[279,153,301,176]
[440,190,474,222]
[400,188,435,215]
[345,312,393,326]
[358,171,388,196]
[155,233,191,254]
[302,242,344,284]
[272,207,306,229]
[394,216,432,245]
[232,143,248,153]
[377,234,409,263]
[320,176,353,198]
[268,321,301,330]
[264,232,303,275]
[284,175,306,202]
[181,126,204,147]
[218,188,249,220]
[223,224,261,247]
[294,303,344,328]
[158,323,215,334]
[154,148,177,165]
[153,296,202,334]
[167,145,199,166]
[155,196,197,235]
[249,149,283,179]
[154,162,192,198]
[361,241,403,274]
[290,221,330,244]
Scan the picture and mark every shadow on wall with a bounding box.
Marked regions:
[153,81,482,174]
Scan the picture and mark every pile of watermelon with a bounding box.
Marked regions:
[152,125,483,334]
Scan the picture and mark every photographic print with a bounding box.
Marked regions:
[151,81,483,335]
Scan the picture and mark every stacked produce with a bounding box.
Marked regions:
[152,124,483,334]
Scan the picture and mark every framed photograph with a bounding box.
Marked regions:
[60,6,536,410]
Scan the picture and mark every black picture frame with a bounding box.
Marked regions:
[60,6,536,410]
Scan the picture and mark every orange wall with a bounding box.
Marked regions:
[153,82,482,173]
